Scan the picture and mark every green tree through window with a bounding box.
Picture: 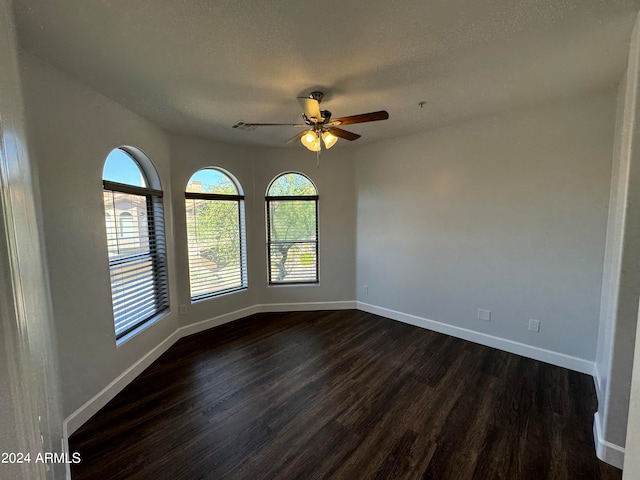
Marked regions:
[267,173,318,284]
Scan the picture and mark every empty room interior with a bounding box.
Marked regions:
[5,0,640,479]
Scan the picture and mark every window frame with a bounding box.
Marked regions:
[102,150,169,342]
[266,173,319,286]
[184,168,248,302]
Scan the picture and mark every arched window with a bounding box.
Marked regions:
[185,168,247,300]
[266,172,318,284]
[103,147,168,341]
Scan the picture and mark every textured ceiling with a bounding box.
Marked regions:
[12,0,640,147]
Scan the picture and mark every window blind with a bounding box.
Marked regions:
[266,197,318,284]
[185,193,247,300]
[103,187,168,339]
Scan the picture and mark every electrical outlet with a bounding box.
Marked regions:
[179,304,188,315]
[363,285,368,294]
[477,309,491,321]
[529,319,540,332]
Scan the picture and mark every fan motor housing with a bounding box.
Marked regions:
[309,91,324,103]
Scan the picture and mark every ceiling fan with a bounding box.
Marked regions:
[232,91,389,151]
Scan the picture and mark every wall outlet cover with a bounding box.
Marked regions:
[477,309,491,321]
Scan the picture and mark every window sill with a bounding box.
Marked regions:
[268,281,320,288]
[116,309,168,347]
[191,286,248,304]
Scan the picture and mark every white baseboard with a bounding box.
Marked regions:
[356,303,631,469]
[594,367,603,397]
[178,305,259,338]
[256,300,357,312]
[63,329,181,436]
[357,301,594,375]
[179,301,356,338]
[594,411,625,469]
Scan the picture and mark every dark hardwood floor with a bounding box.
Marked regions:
[69,310,621,480]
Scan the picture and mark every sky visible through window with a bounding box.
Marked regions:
[186,168,238,194]
[103,149,146,187]
[268,173,316,196]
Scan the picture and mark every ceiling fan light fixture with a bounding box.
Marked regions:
[321,131,338,149]
[301,130,321,151]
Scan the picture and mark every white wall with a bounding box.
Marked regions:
[0,2,63,478]
[356,91,615,367]
[596,72,627,419]
[596,13,640,468]
[20,51,180,420]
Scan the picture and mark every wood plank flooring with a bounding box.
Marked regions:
[69,310,622,480]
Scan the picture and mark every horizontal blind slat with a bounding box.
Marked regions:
[104,188,169,339]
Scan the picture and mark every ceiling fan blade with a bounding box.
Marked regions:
[327,127,361,141]
[286,131,306,144]
[297,97,323,122]
[329,110,389,126]
[233,122,307,128]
